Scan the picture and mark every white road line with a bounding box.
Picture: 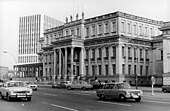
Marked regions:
[143,100,170,104]
[74,92,92,96]
[43,93,57,96]
[98,101,132,107]
[51,104,79,111]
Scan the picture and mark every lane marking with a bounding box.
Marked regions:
[51,104,78,111]
[143,100,170,104]
[74,92,92,96]
[98,101,132,107]
[43,93,57,97]
[41,101,48,105]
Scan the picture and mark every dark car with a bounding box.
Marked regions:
[91,81,104,89]
[52,82,61,88]
[162,85,170,93]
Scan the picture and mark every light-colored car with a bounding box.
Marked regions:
[24,81,37,91]
[96,82,143,102]
[0,81,33,101]
[67,81,93,90]
[60,81,73,88]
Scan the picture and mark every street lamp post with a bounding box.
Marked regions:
[3,50,17,78]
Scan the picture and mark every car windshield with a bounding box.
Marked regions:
[26,81,34,85]
[117,83,131,89]
[7,82,25,87]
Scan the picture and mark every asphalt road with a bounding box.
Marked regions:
[0,87,170,111]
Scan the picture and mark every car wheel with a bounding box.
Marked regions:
[119,94,126,101]
[135,97,141,102]
[163,89,168,93]
[99,94,105,100]
[82,87,86,90]
[27,97,31,101]
[67,86,71,90]
[6,93,11,101]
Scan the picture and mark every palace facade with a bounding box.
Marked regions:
[37,11,166,85]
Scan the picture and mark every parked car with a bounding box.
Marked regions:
[52,82,61,88]
[60,81,73,88]
[67,81,93,90]
[96,82,143,102]
[162,85,170,93]
[24,81,38,91]
[0,81,33,101]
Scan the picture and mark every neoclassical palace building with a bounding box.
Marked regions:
[37,11,169,85]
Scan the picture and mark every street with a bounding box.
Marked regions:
[0,87,170,111]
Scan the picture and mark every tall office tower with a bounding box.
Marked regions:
[18,15,63,64]
[16,14,63,79]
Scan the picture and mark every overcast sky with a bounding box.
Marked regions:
[0,0,169,69]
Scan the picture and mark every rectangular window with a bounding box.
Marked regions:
[76,28,79,36]
[139,25,143,35]
[98,24,102,35]
[66,30,69,36]
[86,66,88,75]
[122,64,125,74]
[145,49,148,59]
[134,65,136,75]
[98,65,102,75]
[134,48,136,58]
[112,21,116,33]
[112,64,116,74]
[92,25,95,36]
[99,48,102,58]
[105,65,108,75]
[146,66,148,76]
[127,23,131,34]
[92,49,95,59]
[150,28,153,36]
[105,47,109,58]
[133,24,137,35]
[128,65,131,75]
[86,27,89,37]
[161,50,163,60]
[121,22,125,33]
[113,46,116,58]
[105,22,109,34]
[145,27,148,37]
[128,47,131,57]
[122,46,125,57]
[140,49,143,58]
[92,65,95,75]
[46,36,49,45]
[140,65,143,76]
[71,29,74,36]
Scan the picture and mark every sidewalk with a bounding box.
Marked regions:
[132,86,162,93]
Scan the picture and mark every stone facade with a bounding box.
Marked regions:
[38,11,165,85]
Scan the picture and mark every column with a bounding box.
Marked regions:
[101,46,105,76]
[108,45,112,75]
[57,49,61,83]
[64,47,67,81]
[80,47,85,78]
[70,47,74,81]
[53,50,56,82]
[116,43,124,82]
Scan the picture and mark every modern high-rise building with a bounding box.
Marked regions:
[15,14,63,80]
[37,11,166,85]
